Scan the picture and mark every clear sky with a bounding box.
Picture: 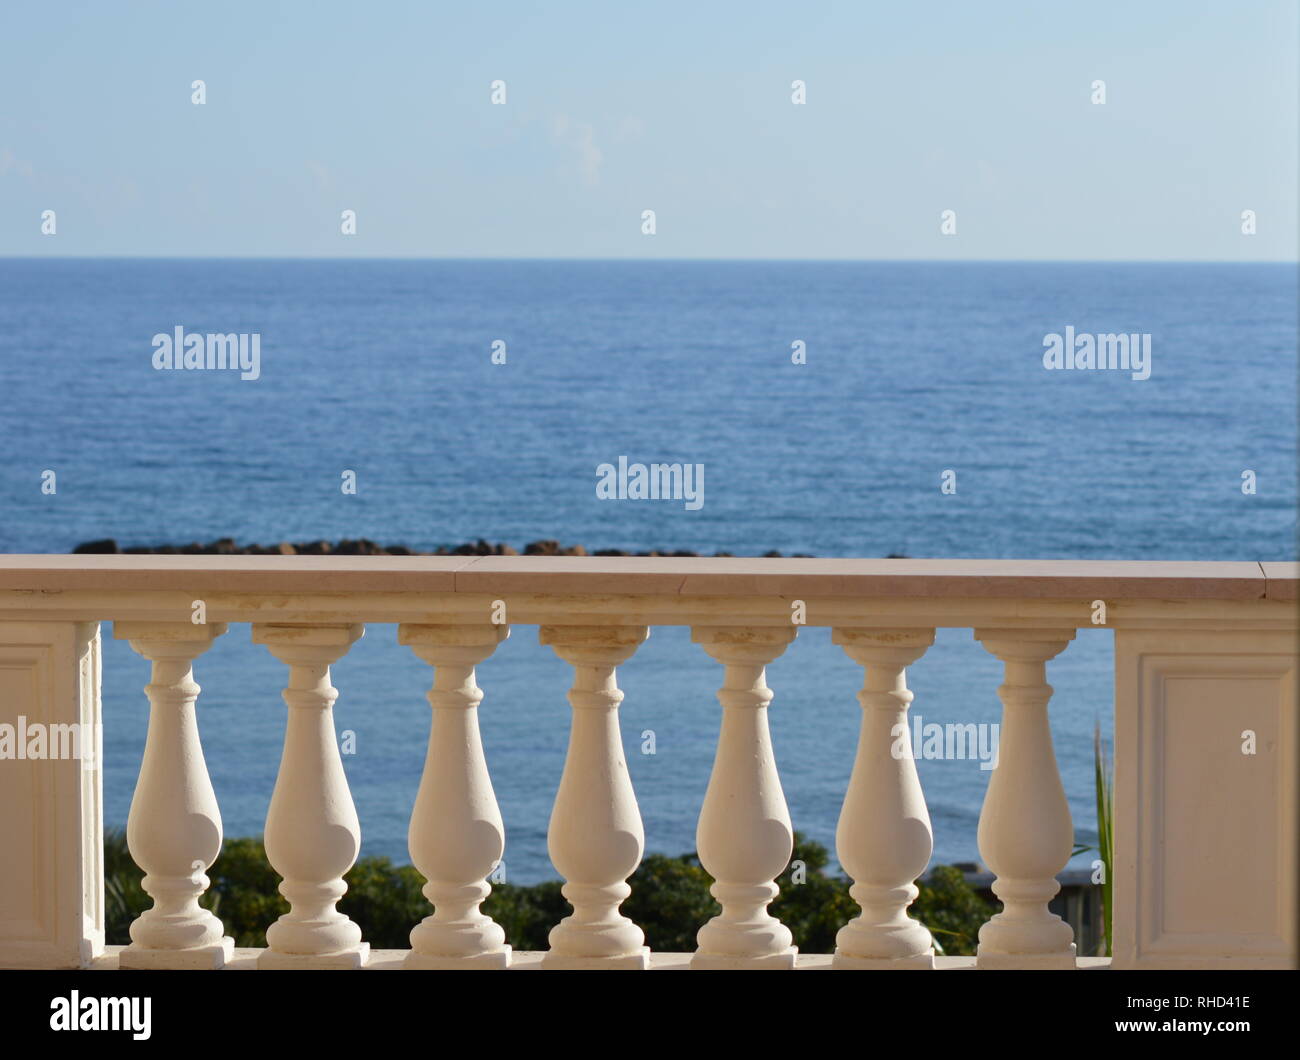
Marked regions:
[1,0,1295,259]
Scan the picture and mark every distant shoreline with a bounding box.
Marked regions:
[72,537,910,560]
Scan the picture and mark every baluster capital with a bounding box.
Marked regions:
[974,627,1075,664]
[540,624,648,668]
[399,622,509,668]
[114,620,228,659]
[833,627,934,669]
[252,622,364,667]
[691,625,795,668]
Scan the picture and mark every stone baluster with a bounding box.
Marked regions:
[691,626,798,969]
[399,623,511,969]
[114,621,233,969]
[974,627,1077,968]
[832,628,937,968]
[254,623,368,968]
[540,625,650,969]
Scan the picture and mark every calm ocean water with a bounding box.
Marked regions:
[1,259,1295,881]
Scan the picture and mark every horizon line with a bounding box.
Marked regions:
[1,255,1296,265]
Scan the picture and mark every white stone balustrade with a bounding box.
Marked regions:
[692,626,797,969]
[973,627,1077,969]
[540,624,650,969]
[254,622,368,969]
[832,627,936,969]
[114,620,233,969]
[399,622,511,969]
[0,557,1294,971]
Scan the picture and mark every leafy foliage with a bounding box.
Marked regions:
[912,864,996,955]
[204,836,288,945]
[481,879,568,951]
[103,828,150,940]
[770,835,859,953]
[622,853,719,952]
[104,830,994,955]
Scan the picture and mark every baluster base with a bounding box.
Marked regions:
[404,947,511,970]
[976,945,1076,970]
[692,947,796,970]
[258,943,370,969]
[541,947,650,970]
[119,936,234,970]
[832,951,934,970]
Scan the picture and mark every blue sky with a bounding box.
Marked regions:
[0,0,1295,259]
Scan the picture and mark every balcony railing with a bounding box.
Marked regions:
[1,556,1294,970]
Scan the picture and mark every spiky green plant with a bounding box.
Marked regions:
[1094,720,1114,956]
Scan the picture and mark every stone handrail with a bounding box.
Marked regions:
[0,557,1294,970]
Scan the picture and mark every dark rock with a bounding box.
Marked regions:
[524,539,561,556]
[336,539,383,556]
[73,539,120,554]
[332,538,382,556]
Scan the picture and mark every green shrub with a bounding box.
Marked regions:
[913,864,996,956]
[204,836,288,946]
[771,835,858,953]
[104,828,150,942]
[482,879,568,951]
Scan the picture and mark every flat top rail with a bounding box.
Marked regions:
[0,556,1293,600]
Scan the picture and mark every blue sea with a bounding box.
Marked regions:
[1,259,1295,882]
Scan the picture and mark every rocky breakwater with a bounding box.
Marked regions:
[70,537,849,558]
